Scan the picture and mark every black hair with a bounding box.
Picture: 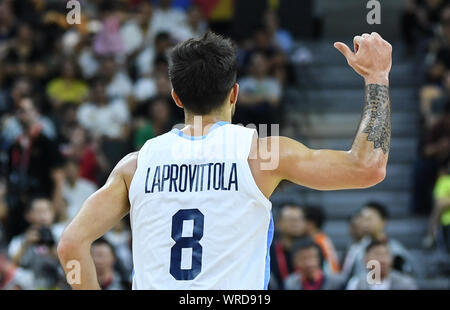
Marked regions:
[168,31,238,115]
[291,237,324,266]
[365,239,389,254]
[304,205,326,229]
[363,201,389,220]
[24,195,52,214]
[92,237,116,258]
[276,202,303,220]
[154,53,169,66]
[155,31,171,44]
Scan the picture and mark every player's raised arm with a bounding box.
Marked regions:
[57,153,137,290]
[272,32,392,191]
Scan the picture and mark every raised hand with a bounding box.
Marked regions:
[334,32,392,85]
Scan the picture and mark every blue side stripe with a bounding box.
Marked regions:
[264,212,274,290]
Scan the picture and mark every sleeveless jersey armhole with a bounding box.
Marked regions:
[129,139,153,216]
[240,128,272,211]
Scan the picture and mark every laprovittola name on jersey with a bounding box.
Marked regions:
[144,162,238,193]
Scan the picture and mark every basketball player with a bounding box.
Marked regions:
[58,32,392,290]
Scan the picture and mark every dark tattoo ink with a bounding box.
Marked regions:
[361,84,391,154]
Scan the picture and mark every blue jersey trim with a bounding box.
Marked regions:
[170,121,229,141]
[264,212,274,290]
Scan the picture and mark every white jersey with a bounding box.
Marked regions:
[128,122,273,290]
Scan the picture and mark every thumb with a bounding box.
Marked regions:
[334,42,354,61]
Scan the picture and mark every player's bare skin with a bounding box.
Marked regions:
[58,32,392,289]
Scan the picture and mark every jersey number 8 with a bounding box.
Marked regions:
[170,209,204,280]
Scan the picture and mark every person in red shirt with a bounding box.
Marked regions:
[269,203,307,289]
[0,247,34,290]
[284,237,343,290]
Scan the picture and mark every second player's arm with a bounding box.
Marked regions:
[268,33,392,191]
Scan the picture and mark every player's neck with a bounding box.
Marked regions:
[183,112,231,136]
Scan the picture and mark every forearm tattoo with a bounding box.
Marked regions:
[360,84,391,154]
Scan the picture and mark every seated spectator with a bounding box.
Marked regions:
[148,0,187,41]
[100,57,133,101]
[0,4,16,47]
[341,202,416,284]
[105,219,133,285]
[262,9,293,55]
[426,161,450,252]
[133,73,158,104]
[61,159,97,221]
[0,76,30,119]
[284,237,343,290]
[303,205,340,275]
[133,54,170,103]
[401,0,445,50]
[61,126,109,185]
[77,79,131,140]
[77,78,131,173]
[235,53,281,127]
[0,179,7,248]
[134,96,175,150]
[92,238,126,290]
[172,5,208,42]
[135,31,173,78]
[5,97,64,236]
[120,2,153,57]
[93,9,124,57]
[269,203,306,290]
[423,103,450,168]
[419,73,450,129]
[2,80,57,146]
[346,240,417,290]
[7,197,60,289]
[427,6,450,72]
[77,30,101,80]
[46,60,89,107]
[241,27,287,83]
[2,23,47,89]
[0,246,35,290]
[413,102,450,215]
[349,212,366,245]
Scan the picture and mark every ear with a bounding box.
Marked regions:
[230,83,239,106]
[171,89,184,109]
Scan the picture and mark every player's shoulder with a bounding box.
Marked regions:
[112,152,139,189]
[250,135,293,160]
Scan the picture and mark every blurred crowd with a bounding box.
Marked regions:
[0,0,297,289]
[403,0,450,253]
[268,202,418,290]
[0,0,448,291]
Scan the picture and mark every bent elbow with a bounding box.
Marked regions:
[370,166,386,185]
[57,231,81,262]
[360,166,386,188]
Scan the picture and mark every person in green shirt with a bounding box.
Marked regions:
[425,162,450,251]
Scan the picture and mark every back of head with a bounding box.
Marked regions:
[363,201,389,221]
[168,32,238,115]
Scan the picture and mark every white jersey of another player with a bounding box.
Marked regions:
[128,122,273,290]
